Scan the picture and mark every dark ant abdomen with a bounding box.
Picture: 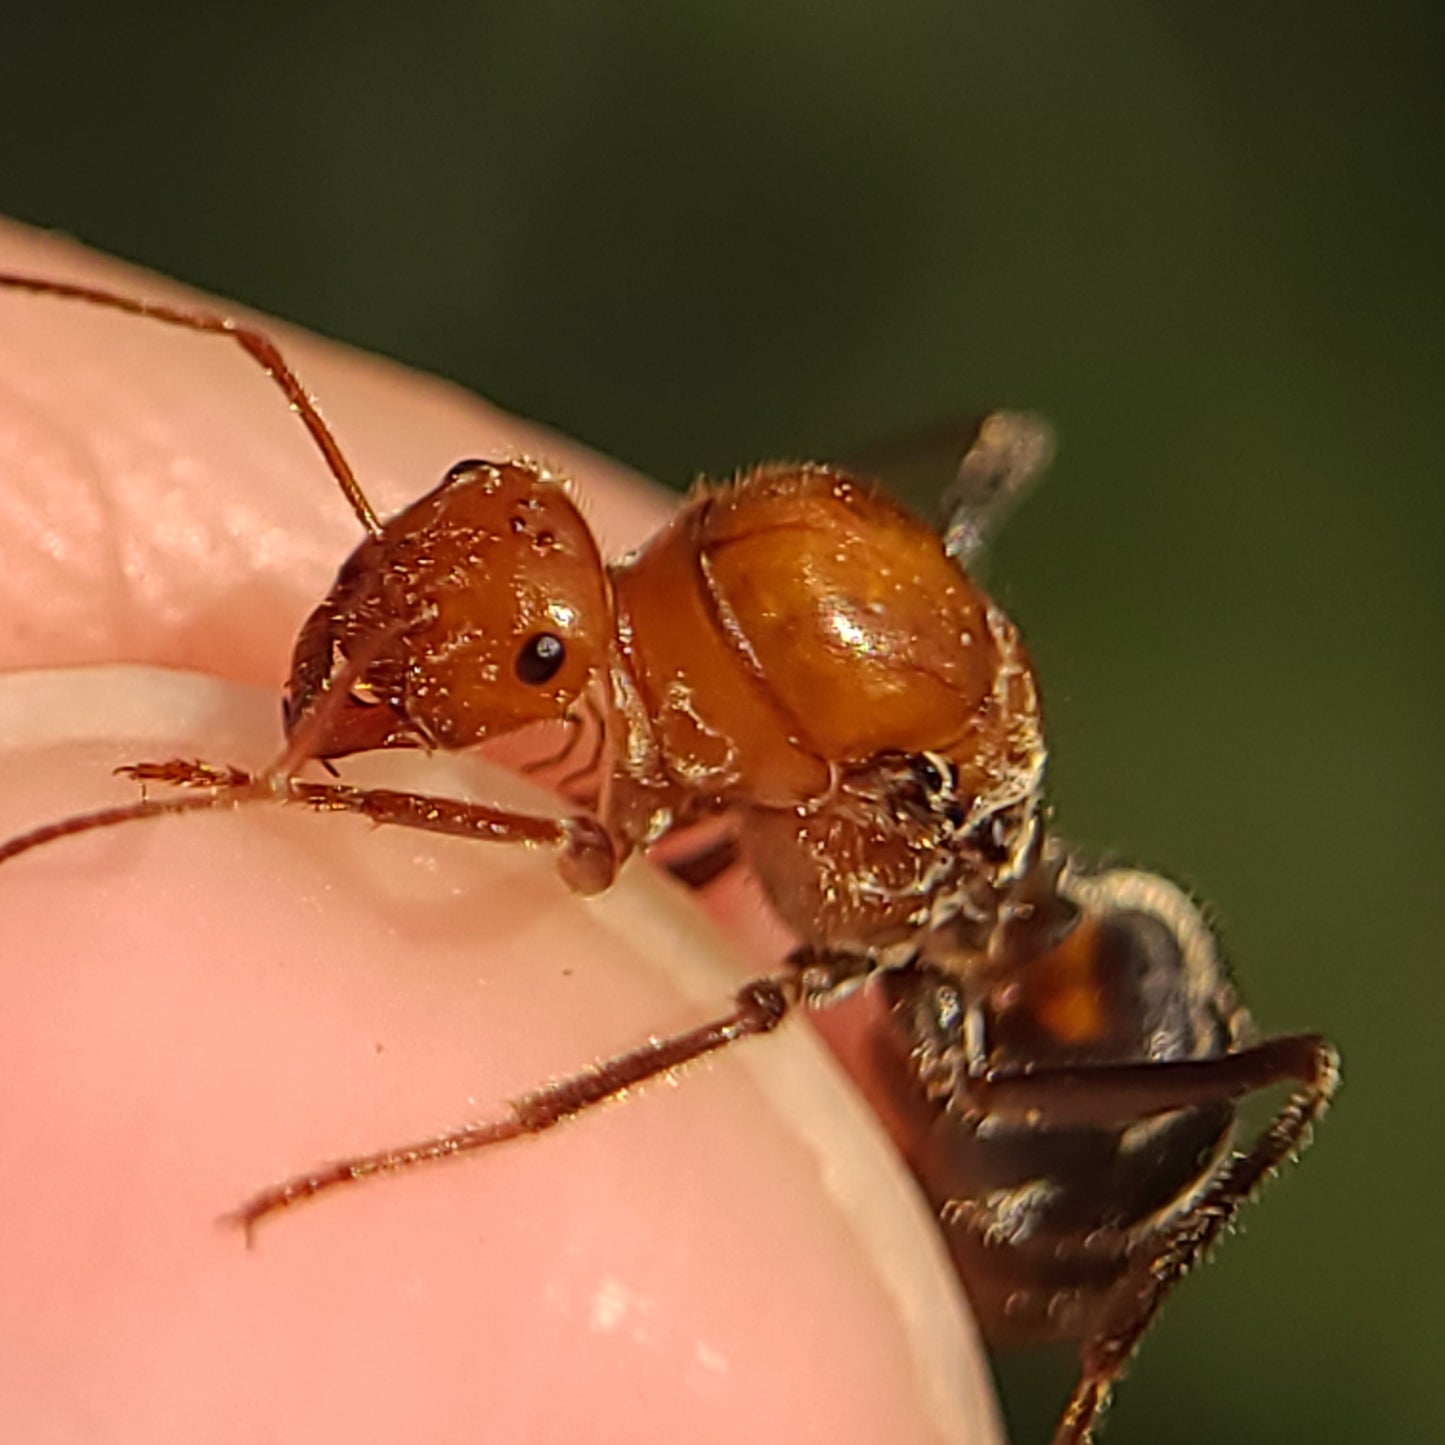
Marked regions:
[872,862,1248,1347]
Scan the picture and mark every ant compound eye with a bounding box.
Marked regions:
[515,632,567,685]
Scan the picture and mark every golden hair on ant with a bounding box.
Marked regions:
[0,272,1337,1445]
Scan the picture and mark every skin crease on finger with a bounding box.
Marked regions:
[0,218,1002,1444]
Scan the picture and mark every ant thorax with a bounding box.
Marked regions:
[603,464,1047,951]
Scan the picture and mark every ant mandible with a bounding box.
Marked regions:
[0,272,1338,1445]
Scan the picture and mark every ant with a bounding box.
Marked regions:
[0,272,1338,1445]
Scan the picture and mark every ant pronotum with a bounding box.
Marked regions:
[0,272,1338,1445]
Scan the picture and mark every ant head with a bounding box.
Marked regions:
[288,459,613,757]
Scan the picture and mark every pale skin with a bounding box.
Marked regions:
[0,219,1000,1444]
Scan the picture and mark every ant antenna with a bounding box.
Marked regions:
[0,272,384,538]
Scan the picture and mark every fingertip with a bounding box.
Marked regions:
[0,667,999,1444]
[0,219,1000,1442]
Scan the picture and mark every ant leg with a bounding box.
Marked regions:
[1050,1379,1109,1445]
[111,759,621,896]
[0,742,616,894]
[275,775,619,895]
[663,832,742,891]
[972,1038,1340,1445]
[964,1031,1336,1127]
[0,628,617,890]
[0,622,365,873]
[1065,1038,1336,1444]
[268,628,620,890]
[555,696,609,797]
[227,942,880,1237]
[520,695,609,800]
[517,716,583,776]
[225,972,794,1239]
[0,272,382,535]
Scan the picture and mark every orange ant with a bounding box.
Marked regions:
[0,273,1338,1445]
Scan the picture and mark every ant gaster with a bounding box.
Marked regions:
[0,273,1338,1445]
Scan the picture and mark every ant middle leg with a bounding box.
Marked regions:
[226,943,883,1237]
[226,971,795,1238]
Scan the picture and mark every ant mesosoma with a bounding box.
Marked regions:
[0,272,1337,1445]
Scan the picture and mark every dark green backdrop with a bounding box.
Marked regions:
[4,6,1438,1442]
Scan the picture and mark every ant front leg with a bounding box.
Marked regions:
[97,747,621,894]
[267,631,621,894]
[0,759,617,893]
[0,637,620,895]
[274,773,621,895]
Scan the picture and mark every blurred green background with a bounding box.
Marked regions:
[3,5,1438,1442]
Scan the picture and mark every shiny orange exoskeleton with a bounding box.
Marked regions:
[0,274,1337,1445]
[284,448,1045,944]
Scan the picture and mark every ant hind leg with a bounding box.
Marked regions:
[1048,1035,1340,1445]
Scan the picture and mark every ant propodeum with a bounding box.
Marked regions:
[0,272,1337,1445]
